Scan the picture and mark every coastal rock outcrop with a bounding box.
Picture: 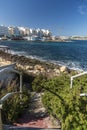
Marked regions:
[54,68,60,74]
[60,66,68,72]
[34,65,45,72]
[0,50,71,78]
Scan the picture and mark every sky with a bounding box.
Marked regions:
[0,0,87,36]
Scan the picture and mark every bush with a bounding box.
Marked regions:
[42,74,87,130]
[0,79,30,124]
[32,75,47,92]
[2,91,30,123]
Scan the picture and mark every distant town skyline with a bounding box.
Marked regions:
[0,0,87,36]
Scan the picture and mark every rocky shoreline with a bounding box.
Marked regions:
[0,50,75,78]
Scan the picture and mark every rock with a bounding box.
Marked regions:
[25,65,33,70]
[0,50,73,78]
[54,68,60,74]
[29,66,33,70]
[34,65,44,71]
[47,69,51,73]
[25,65,29,70]
[16,63,22,68]
[0,58,3,62]
[33,70,41,74]
[40,68,45,72]
[27,70,34,74]
[60,66,68,72]
[34,65,42,70]
[17,64,24,70]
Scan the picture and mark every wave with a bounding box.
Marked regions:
[9,49,85,71]
[11,50,26,56]
[47,60,84,71]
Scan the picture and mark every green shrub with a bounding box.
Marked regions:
[2,91,30,123]
[0,79,30,124]
[32,75,47,92]
[42,74,87,130]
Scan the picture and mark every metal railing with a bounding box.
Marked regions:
[0,63,23,130]
[70,71,87,97]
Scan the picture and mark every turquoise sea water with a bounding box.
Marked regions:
[0,40,87,71]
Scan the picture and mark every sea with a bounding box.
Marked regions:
[0,40,87,71]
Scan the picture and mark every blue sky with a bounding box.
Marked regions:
[0,0,87,36]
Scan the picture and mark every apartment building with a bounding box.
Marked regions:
[0,25,9,36]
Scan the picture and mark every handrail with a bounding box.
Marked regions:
[70,71,87,97]
[70,71,87,88]
[0,92,21,104]
[0,64,23,98]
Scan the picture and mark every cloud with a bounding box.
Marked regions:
[78,5,87,14]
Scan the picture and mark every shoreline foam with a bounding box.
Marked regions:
[10,49,84,72]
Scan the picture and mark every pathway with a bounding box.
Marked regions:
[14,92,60,128]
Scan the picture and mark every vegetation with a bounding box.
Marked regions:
[0,69,87,129]
[32,75,47,92]
[0,79,30,124]
[32,73,87,130]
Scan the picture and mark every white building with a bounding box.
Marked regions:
[13,27,20,36]
[41,29,52,37]
[0,25,52,39]
[18,27,31,36]
[18,27,25,36]
[8,26,20,36]
[0,25,9,36]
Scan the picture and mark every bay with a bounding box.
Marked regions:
[0,40,87,71]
